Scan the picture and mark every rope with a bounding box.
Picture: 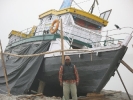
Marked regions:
[3,49,93,57]
[72,0,90,6]
[73,0,84,11]
[4,43,122,58]
[97,5,101,14]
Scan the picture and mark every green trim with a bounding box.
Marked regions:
[60,30,93,47]
[102,39,124,46]
[65,37,92,48]
[6,34,60,50]
[6,33,93,50]
[6,32,124,50]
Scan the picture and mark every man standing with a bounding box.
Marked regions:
[59,56,79,100]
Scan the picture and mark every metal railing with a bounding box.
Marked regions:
[8,25,133,48]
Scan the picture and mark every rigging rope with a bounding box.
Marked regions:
[72,0,90,6]
[72,0,84,11]
[97,5,101,14]
[4,43,122,58]
[3,49,93,57]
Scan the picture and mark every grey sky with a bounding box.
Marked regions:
[0,0,133,95]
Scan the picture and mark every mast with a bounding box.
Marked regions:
[89,0,99,14]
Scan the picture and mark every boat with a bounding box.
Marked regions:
[0,0,132,97]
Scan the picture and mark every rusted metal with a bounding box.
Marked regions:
[121,60,133,73]
[116,70,131,100]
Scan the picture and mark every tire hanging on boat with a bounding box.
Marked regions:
[50,19,59,34]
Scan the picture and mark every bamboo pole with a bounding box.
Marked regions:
[37,80,45,94]
[4,43,122,58]
[116,70,131,100]
[4,49,93,57]
[121,60,133,73]
[0,41,10,95]
[60,19,65,65]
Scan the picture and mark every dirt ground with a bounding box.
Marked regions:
[0,90,133,100]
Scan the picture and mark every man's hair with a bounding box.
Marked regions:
[65,56,71,61]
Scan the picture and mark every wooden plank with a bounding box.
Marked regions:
[121,60,133,73]
[37,80,45,93]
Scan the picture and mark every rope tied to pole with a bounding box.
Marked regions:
[3,49,93,57]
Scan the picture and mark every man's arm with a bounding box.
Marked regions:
[74,65,79,84]
[59,66,63,86]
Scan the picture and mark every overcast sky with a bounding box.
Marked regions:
[0,0,133,95]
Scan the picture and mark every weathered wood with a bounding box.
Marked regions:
[121,60,133,73]
[104,91,121,96]
[86,93,104,97]
[0,40,10,95]
[37,80,45,94]
[78,96,107,100]
[16,93,43,100]
[117,70,132,100]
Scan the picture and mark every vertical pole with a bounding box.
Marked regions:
[106,31,108,41]
[60,19,65,65]
[116,70,131,100]
[0,41,10,95]
[37,80,45,94]
[91,53,92,61]
[121,60,133,73]
[104,30,108,46]
[70,0,73,7]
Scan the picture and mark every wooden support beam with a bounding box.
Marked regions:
[86,93,104,97]
[121,60,133,73]
[37,80,45,94]
[116,70,131,100]
[0,40,10,95]
[78,93,104,100]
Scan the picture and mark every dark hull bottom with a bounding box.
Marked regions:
[30,46,127,96]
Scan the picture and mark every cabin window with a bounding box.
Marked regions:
[72,16,101,30]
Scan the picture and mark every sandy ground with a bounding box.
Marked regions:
[0,90,133,100]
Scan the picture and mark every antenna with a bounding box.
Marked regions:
[89,0,99,14]
[95,0,99,5]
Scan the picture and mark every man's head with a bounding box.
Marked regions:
[65,56,71,65]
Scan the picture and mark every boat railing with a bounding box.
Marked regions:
[95,27,133,47]
[62,26,133,47]
[8,26,133,48]
[20,27,33,35]
[62,23,102,44]
[8,26,35,45]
